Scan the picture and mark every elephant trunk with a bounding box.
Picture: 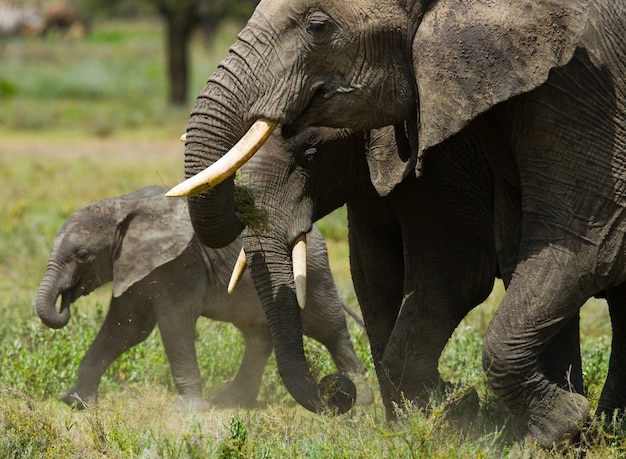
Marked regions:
[183,40,263,248]
[245,235,355,414]
[35,265,71,329]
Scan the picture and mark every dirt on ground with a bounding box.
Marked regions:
[0,133,182,162]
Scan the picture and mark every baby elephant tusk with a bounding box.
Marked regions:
[180,133,187,142]
[292,234,307,309]
[165,118,277,197]
[228,247,248,294]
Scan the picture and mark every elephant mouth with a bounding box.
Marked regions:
[57,287,77,314]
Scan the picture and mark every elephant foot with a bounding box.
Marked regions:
[61,388,96,410]
[441,384,480,428]
[596,383,626,422]
[172,394,211,412]
[526,390,590,448]
[319,374,356,415]
[347,372,374,406]
[211,387,258,409]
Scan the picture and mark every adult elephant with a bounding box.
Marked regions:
[167,0,626,446]
[227,125,585,426]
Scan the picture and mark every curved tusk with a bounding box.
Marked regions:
[180,132,187,142]
[228,247,248,294]
[165,118,277,197]
[292,234,307,309]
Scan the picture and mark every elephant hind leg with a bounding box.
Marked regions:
[211,325,273,408]
[596,283,626,419]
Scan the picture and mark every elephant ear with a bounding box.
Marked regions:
[112,188,195,297]
[413,0,591,157]
[365,124,417,196]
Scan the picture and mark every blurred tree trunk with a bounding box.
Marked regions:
[156,1,199,106]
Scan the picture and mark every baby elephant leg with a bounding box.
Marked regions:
[63,296,157,409]
[211,325,274,408]
[157,308,208,411]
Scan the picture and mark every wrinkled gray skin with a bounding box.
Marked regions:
[179,0,626,445]
[238,124,586,422]
[35,185,372,410]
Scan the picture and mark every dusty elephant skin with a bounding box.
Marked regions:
[172,0,626,447]
[35,185,372,410]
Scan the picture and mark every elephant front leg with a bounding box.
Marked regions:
[211,325,273,408]
[380,288,479,417]
[482,248,592,448]
[63,296,157,409]
[348,207,404,419]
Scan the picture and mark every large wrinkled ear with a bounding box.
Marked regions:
[365,124,417,196]
[413,0,590,158]
[112,193,194,297]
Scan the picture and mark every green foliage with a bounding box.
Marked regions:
[218,416,248,459]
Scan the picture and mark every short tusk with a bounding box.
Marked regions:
[292,234,307,309]
[180,132,187,142]
[228,247,247,294]
[165,118,277,197]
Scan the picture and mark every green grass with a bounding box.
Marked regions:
[0,16,621,458]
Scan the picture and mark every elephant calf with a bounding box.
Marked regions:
[35,185,372,410]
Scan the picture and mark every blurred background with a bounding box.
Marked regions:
[1,0,260,133]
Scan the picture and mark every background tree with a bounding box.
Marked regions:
[85,0,259,105]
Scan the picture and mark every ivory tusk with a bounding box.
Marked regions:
[292,234,307,309]
[228,247,248,294]
[180,133,187,142]
[165,118,277,197]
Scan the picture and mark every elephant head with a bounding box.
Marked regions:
[169,0,589,235]
[35,186,194,329]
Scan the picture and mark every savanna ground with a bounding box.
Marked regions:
[0,17,623,458]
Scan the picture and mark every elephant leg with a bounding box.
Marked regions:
[538,314,583,394]
[596,283,626,419]
[156,305,207,410]
[63,295,156,409]
[492,174,584,395]
[381,291,471,406]
[348,202,404,418]
[482,241,593,447]
[211,325,274,408]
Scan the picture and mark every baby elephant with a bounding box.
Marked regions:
[35,185,372,410]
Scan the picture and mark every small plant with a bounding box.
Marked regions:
[218,415,249,459]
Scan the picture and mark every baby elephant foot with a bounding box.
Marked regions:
[526,390,590,448]
[61,388,97,410]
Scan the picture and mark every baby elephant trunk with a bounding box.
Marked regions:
[35,269,71,329]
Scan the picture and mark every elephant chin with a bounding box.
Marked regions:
[319,374,357,415]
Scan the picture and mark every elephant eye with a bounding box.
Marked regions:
[307,12,331,36]
[303,147,318,167]
[74,249,89,263]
